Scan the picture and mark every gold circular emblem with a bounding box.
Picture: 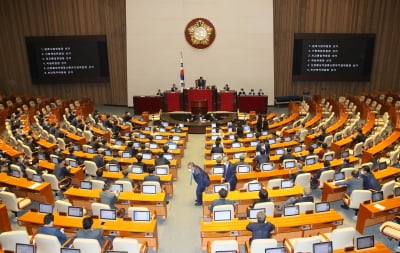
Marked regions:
[185,18,216,49]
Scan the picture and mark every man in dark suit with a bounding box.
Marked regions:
[92,151,106,168]
[222,156,237,191]
[250,188,270,208]
[208,188,235,212]
[253,149,270,169]
[37,214,68,245]
[196,76,206,89]
[155,153,170,166]
[188,162,210,206]
[132,154,147,173]
[246,211,275,245]
[54,157,70,181]
[144,167,161,183]
[76,217,107,246]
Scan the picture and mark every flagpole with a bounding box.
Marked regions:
[180,51,185,90]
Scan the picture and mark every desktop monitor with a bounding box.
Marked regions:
[275,148,285,156]
[144,126,151,131]
[212,153,223,160]
[87,147,95,154]
[261,163,274,171]
[294,146,303,153]
[324,153,334,161]
[356,235,374,250]
[335,134,343,142]
[69,159,78,168]
[305,157,317,166]
[68,206,83,217]
[211,128,217,133]
[313,241,333,253]
[378,161,387,170]
[154,135,163,140]
[211,123,217,128]
[162,122,169,127]
[334,172,345,181]
[16,243,35,253]
[155,166,168,175]
[309,129,315,135]
[39,203,53,214]
[394,187,400,197]
[110,183,123,193]
[281,180,294,189]
[133,142,140,148]
[283,206,300,216]
[133,210,151,222]
[121,152,131,158]
[261,131,268,136]
[249,208,265,219]
[247,182,262,192]
[268,139,276,145]
[130,165,143,174]
[104,150,112,156]
[233,153,245,159]
[310,143,318,149]
[100,209,117,220]
[51,156,59,164]
[229,135,235,140]
[371,191,383,202]
[243,126,250,131]
[11,170,21,178]
[231,143,241,148]
[284,136,292,142]
[108,164,120,172]
[284,161,296,169]
[124,132,130,137]
[142,153,152,160]
[142,185,157,194]
[246,133,254,138]
[149,143,158,149]
[255,151,261,156]
[115,140,123,146]
[214,184,229,193]
[38,153,46,161]
[213,210,232,221]
[61,248,81,253]
[265,247,286,253]
[73,145,80,151]
[139,134,146,138]
[159,128,166,133]
[168,143,178,150]
[32,174,42,183]
[178,123,184,128]
[341,150,350,158]
[76,131,83,137]
[172,136,180,141]
[164,154,173,161]
[315,202,330,213]
[237,165,250,174]
[211,135,218,140]
[250,141,259,147]
[80,181,92,190]
[212,166,224,175]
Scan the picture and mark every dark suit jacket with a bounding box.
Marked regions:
[144,174,161,183]
[76,228,105,246]
[223,163,237,190]
[37,226,67,244]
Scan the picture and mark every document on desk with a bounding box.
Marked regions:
[373,204,385,210]
[28,183,42,189]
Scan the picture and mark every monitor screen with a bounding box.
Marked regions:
[213,210,232,221]
[250,141,259,147]
[214,184,229,193]
[164,154,173,161]
[324,154,334,161]
[234,153,245,159]
[68,206,83,217]
[144,126,151,131]
[315,202,330,213]
[159,128,166,133]
[104,150,112,156]
[371,191,383,202]
[61,248,81,253]
[268,139,276,144]
[124,132,130,137]
[378,162,387,170]
[305,157,317,166]
[168,143,178,150]
[162,122,169,127]
[38,153,46,160]
[16,243,35,253]
[76,131,83,137]
[294,146,303,152]
[139,134,146,139]
[275,149,285,155]
[211,128,217,133]
[261,163,274,171]
[283,206,300,216]
[130,165,143,174]
[231,143,241,148]
[211,135,218,140]
[243,126,250,131]
[155,166,168,175]
[265,247,286,253]
[237,165,250,174]
[32,174,42,183]
[133,210,151,222]
[100,209,117,220]
[73,145,80,151]
[229,135,235,140]
[249,208,265,219]
[246,133,254,138]
[313,241,333,253]
[11,170,21,178]
[261,131,268,136]
[334,172,345,181]
[108,164,119,172]
[110,184,123,193]
[142,153,152,160]
[248,182,262,192]
[212,166,224,175]
[284,161,296,169]
[80,181,92,190]
[133,142,140,148]
[87,148,95,154]
[39,203,53,214]
[394,187,400,197]
[212,153,223,160]
[284,136,292,142]
[69,159,78,168]
[122,152,131,158]
[149,143,158,149]
[310,143,318,149]
[154,135,163,140]
[341,150,350,158]
[281,180,294,189]
[172,136,180,141]
[356,235,374,250]
[51,156,59,164]
[142,185,157,194]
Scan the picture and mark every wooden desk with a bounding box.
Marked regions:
[333,242,392,253]
[202,186,303,217]
[356,196,400,233]
[38,160,85,187]
[90,126,111,141]
[302,156,360,174]
[200,210,343,250]
[0,204,11,232]
[36,139,57,151]
[63,187,168,219]
[0,139,23,158]
[61,129,86,145]
[18,211,159,251]
[362,131,400,163]
[0,173,54,204]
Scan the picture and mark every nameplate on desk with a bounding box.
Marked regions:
[301,225,311,230]
[156,202,163,206]
[230,231,238,236]
[90,198,97,202]
[145,232,153,237]
[109,231,119,236]
[373,204,385,210]
[333,220,342,225]
[28,182,42,189]
[121,200,129,204]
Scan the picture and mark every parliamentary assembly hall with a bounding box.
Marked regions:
[0,0,400,253]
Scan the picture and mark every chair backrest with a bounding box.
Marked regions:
[253,202,275,217]
[127,206,150,219]
[0,231,30,251]
[319,170,335,188]
[54,199,72,213]
[0,191,20,212]
[330,227,356,250]
[142,181,162,193]
[90,180,105,190]
[84,160,98,177]
[10,164,22,177]
[266,178,284,189]
[282,159,297,169]
[25,168,37,179]
[115,180,133,192]
[83,131,94,142]
[34,234,61,253]
[324,135,333,147]
[348,190,371,209]
[73,238,101,253]
[322,151,335,161]
[341,167,355,178]
[82,144,92,152]
[91,202,110,216]
[210,240,238,253]
[381,181,395,198]
[212,204,235,221]
[294,173,311,189]
[56,138,66,150]
[295,202,314,213]
[287,236,321,253]
[22,145,33,158]
[42,174,60,191]
[112,237,141,253]
[251,239,278,253]
[360,162,373,170]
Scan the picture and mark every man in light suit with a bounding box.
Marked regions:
[221,156,237,191]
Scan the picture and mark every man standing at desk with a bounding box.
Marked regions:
[196,76,206,89]
[222,156,237,191]
[188,162,210,206]
[246,211,275,245]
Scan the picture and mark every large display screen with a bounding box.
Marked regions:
[25,35,110,84]
[292,33,375,81]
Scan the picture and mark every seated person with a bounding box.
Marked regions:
[171,83,178,92]
[93,169,108,183]
[290,163,305,181]
[339,158,352,171]
[238,88,246,96]
[208,188,235,212]
[248,89,256,95]
[311,160,331,188]
[223,84,230,91]
[132,154,147,173]
[256,139,270,154]
[211,141,224,154]
[76,217,107,246]
[280,147,296,161]
[335,169,364,209]
[253,149,270,169]
[195,76,206,89]
[257,89,264,96]
[360,166,380,191]
[250,188,270,208]
[278,187,314,211]
[246,211,275,245]
[100,183,120,210]
[144,167,161,183]
[317,143,329,160]
[156,89,162,96]
[352,128,366,143]
[118,169,134,187]
[37,214,68,245]
[155,153,170,166]
[235,154,249,169]
[54,157,70,181]
[317,128,328,144]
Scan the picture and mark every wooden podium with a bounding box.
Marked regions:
[191,100,208,115]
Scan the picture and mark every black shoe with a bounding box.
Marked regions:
[194,202,202,206]
[340,204,349,210]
